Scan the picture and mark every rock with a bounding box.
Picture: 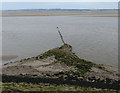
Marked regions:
[2,44,119,82]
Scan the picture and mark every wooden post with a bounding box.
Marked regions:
[57,27,65,45]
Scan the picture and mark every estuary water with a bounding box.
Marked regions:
[2,16,118,67]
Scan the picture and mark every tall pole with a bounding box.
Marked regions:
[57,27,65,45]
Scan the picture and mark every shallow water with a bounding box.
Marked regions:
[2,16,118,67]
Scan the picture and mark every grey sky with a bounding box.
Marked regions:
[2,2,118,10]
[2,0,119,2]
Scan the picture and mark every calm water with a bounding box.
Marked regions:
[2,16,118,67]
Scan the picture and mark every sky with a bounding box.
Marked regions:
[1,0,120,2]
[1,2,119,10]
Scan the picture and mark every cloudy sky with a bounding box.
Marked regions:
[1,0,119,10]
[2,0,120,2]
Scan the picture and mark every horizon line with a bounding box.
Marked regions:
[1,8,118,11]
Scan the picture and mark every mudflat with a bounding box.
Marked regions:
[0,55,18,61]
[1,11,118,17]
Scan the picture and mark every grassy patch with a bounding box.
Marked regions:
[37,44,95,75]
[2,82,116,92]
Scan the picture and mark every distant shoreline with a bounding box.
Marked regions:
[1,9,118,11]
[1,10,118,17]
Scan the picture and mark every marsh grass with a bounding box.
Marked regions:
[38,44,95,75]
[3,82,115,92]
